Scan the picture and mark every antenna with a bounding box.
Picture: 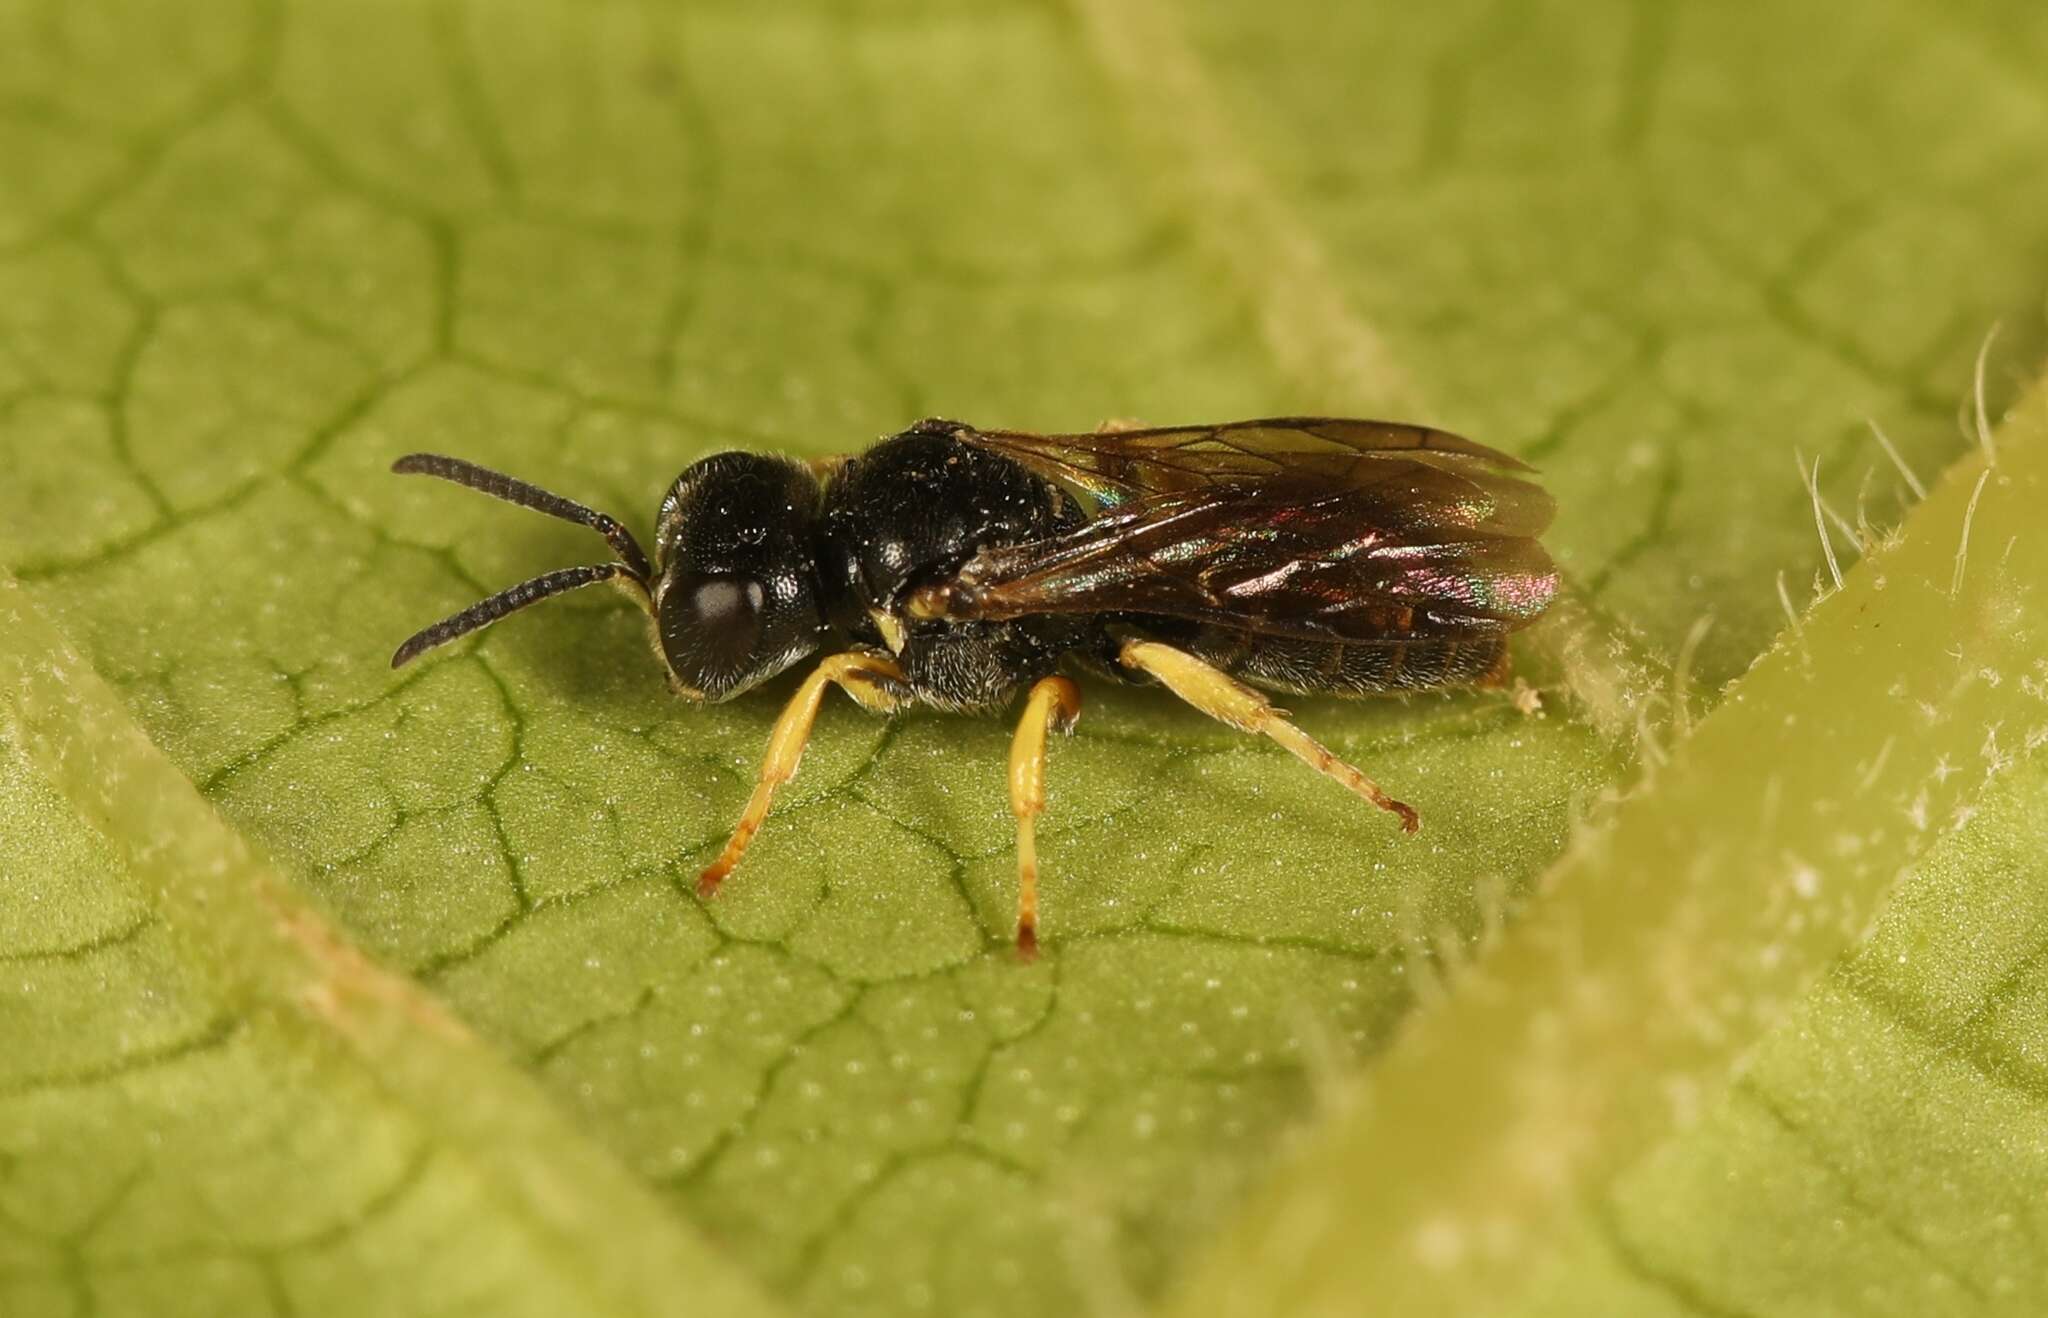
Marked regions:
[389,454,654,667]
[392,453,652,578]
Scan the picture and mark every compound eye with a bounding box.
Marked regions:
[688,576,766,662]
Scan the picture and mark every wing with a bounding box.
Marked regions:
[949,416,1549,533]
[911,474,1558,647]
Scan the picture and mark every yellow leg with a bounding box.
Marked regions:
[1008,675,1082,959]
[1118,638,1419,833]
[697,652,907,897]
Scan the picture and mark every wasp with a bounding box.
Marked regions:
[391,417,1558,956]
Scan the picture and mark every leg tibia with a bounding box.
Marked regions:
[1117,638,1418,832]
[1008,675,1082,958]
[698,652,907,897]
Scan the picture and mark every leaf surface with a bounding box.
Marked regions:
[0,1,2046,1315]
[0,576,779,1318]
[1168,374,2048,1318]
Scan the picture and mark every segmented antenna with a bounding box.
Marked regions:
[392,563,636,668]
[389,454,655,668]
[392,453,653,579]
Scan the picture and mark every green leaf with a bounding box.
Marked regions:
[0,577,781,1318]
[1166,380,2048,1318]
[0,1,2045,1316]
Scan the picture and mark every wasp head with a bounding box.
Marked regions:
[388,450,825,702]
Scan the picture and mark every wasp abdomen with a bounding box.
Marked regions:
[1184,627,1507,697]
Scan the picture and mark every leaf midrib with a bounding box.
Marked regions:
[0,571,785,1318]
[1163,364,2048,1318]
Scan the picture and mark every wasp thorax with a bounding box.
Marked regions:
[653,452,825,701]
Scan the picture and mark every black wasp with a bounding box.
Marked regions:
[392,416,1559,956]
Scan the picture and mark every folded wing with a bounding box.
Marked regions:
[920,417,1558,644]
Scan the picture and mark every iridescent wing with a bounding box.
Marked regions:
[951,416,1548,530]
[918,418,1558,645]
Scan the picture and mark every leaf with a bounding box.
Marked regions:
[0,1,2044,1316]
[1166,378,2048,1318]
[0,577,780,1318]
